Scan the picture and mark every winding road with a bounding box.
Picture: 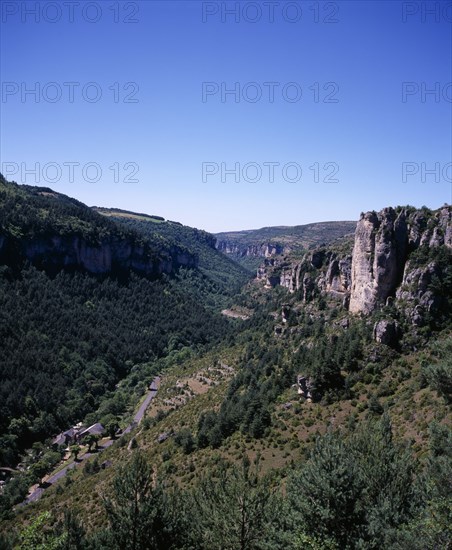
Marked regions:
[123,376,160,434]
[20,376,160,505]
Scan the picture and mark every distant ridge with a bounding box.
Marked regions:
[215,220,357,269]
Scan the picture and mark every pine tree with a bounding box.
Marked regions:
[288,432,364,547]
[102,451,185,550]
[192,456,280,550]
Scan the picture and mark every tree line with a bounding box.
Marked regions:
[6,416,451,549]
[0,264,234,467]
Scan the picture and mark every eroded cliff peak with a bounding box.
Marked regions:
[349,207,408,314]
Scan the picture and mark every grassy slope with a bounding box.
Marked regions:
[9,326,450,534]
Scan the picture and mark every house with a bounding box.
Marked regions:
[52,427,80,448]
[79,423,104,441]
[52,433,66,447]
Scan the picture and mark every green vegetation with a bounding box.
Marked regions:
[215,220,356,269]
[0,177,132,244]
[0,265,233,466]
[0,176,450,547]
[102,210,251,310]
[0,176,198,278]
[289,415,418,548]
[423,339,452,404]
[100,452,185,550]
[9,422,451,549]
[0,177,248,511]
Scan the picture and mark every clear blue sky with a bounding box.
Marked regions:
[1,0,451,232]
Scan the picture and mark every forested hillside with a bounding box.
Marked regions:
[0,185,450,549]
[94,207,251,309]
[0,178,249,472]
[0,175,195,277]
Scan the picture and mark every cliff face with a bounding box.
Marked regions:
[349,208,408,314]
[216,240,285,259]
[349,206,451,314]
[256,250,352,305]
[0,232,197,277]
[0,179,199,278]
[255,205,452,316]
[257,258,285,286]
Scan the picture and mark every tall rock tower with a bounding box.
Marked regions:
[349,208,407,314]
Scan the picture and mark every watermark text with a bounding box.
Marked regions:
[1,82,140,103]
[2,162,140,184]
[201,1,340,23]
[202,161,339,183]
[202,81,339,103]
[1,1,140,23]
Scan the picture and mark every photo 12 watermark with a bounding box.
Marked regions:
[401,2,452,23]
[202,81,339,103]
[402,82,452,103]
[402,162,452,183]
[202,161,339,184]
[1,82,140,104]
[201,1,340,24]
[1,1,140,24]
[2,162,140,184]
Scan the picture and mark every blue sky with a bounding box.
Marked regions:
[1,0,451,232]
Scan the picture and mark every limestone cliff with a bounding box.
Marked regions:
[255,205,451,317]
[0,232,196,276]
[256,249,352,306]
[349,208,408,314]
[216,240,286,259]
[349,206,451,314]
[0,179,198,277]
[215,221,356,267]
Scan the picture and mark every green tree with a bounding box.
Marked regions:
[93,434,101,451]
[385,422,452,549]
[17,511,66,550]
[102,414,119,440]
[289,415,419,548]
[102,451,183,550]
[352,413,418,545]
[58,509,86,550]
[423,360,452,404]
[30,460,50,486]
[84,434,99,452]
[70,445,81,461]
[288,432,364,548]
[174,429,195,454]
[192,456,280,550]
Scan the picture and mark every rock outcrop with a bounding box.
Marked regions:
[216,240,286,259]
[256,250,352,304]
[257,258,289,288]
[0,233,196,277]
[373,319,401,347]
[349,208,408,314]
[396,261,443,325]
[318,256,352,298]
[297,375,314,401]
[255,205,451,318]
[349,206,451,314]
